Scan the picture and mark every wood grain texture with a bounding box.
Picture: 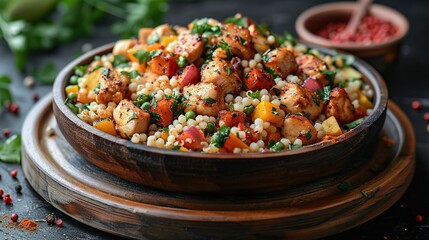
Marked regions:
[51,43,388,194]
[22,96,414,240]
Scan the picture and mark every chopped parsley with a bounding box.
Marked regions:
[344,118,364,130]
[264,66,281,79]
[127,112,137,123]
[121,70,140,79]
[211,126,231,148]
[312,95,320,106]
[203,97,217,104]
[190,18,222,36]
[227,68,234,76]
[320,70,336,85]
[219,40,232,59]
[224,16,248,27]
[247,90,260,99]
[305,130,312,140]
[150,111,161,121]
[112,54,129,68]
[262,49,273,62]
[172,145,181,150]
[239,37,246,45]
[316,86,331,104]
[133,49,162,66]
[271,107,279,116]
[271,88,281,95]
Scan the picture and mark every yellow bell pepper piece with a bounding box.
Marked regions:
[357,91,374,109]
[160,36,178,48]
[85,68,102,91]
[252,101,283,127]
[322,116,342,136]
[179,146,189,152]
[94,119,117,136]
[65,85,79,95]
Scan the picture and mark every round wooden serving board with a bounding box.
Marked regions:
[22,95,415,240]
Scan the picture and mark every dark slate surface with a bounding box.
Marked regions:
[1,0,429,239]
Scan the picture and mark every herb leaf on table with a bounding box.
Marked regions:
[0,134,21,163]
[0,75,13,107]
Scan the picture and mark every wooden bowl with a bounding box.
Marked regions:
[52,43,388,194]
[295,2,409,71]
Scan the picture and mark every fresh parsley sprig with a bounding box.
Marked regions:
[0,75,13,108]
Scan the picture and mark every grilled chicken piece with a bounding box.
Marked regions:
[146,24,177,44]
[282,115,317,146]
[248,24,273,54]
[113,99,151,138]
[263,47,297,79]
[138,28,153,44]
[296,54,330,86]
[183,82,225,117]
[324,87,356,125]
[279,83,323,121]
[112,39,138,58]
[201,58,242,95]
[174,33,204,63]
[221,23,256,60]
[95,68,130,104]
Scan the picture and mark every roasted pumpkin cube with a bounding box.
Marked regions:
[252,101,283,127]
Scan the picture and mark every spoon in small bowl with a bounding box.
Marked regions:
[338,0,374,40]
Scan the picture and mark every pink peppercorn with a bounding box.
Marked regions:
[424,113,429,122]
[10,213,19,222]
[416,214,423,222]
[10,169,17,179]
[3,194,12,205]
[56,219,63,227]
[411,100,421,110]
[2,128,11,137]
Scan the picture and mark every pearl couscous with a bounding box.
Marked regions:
[64,14,374,153]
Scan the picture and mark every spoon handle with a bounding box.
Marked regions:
[344,0,374,35]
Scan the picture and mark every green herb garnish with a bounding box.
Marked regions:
[0,134,21,163]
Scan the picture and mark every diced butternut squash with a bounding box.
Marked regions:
[252,101,283,127]
[322,116,342,136]
[161,36,178,47]
[94,119,117,136]
[218,110,246,127]
[150,99,182,127]
[85,68,102,91]
[224,133,249,153]
[77,92,95,104]
[151,54,178,77]
[65,85,79,95]
[357,91,374,109]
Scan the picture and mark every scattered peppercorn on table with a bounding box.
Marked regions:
[1,0,429,239]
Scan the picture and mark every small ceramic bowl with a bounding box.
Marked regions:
[52,43,388,194]
[295,2,409,71]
